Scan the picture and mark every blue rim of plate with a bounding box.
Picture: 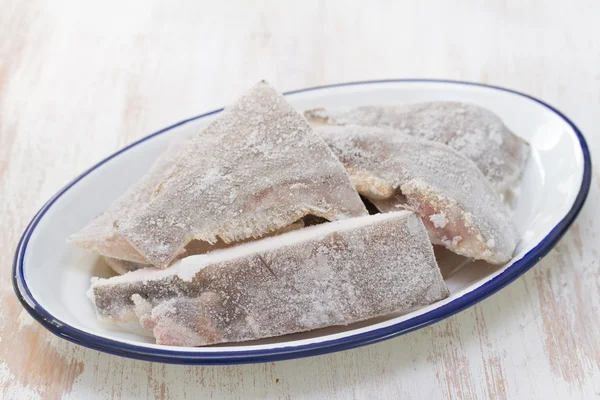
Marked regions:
[12,79,592,365]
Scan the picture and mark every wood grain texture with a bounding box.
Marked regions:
[1,0,599,398]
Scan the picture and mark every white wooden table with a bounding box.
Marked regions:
[1,1,599,398]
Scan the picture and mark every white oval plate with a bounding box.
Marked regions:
[13,80,591,364]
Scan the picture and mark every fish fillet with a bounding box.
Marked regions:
[89,211,449,346]
[116,81,367,268]
[316,124,517,264]
[305,102,529,192]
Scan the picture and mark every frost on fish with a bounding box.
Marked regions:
[67,137,190,264]
[89,211,449,346]
[316,124,517,264]
[305,102,529,192]
[116,81,367,268]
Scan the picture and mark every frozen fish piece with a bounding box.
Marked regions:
[89,211,449,346]
[305,102,529,192]
[316,124,517,264]
[116,81,367,268]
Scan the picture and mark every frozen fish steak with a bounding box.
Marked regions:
[316,124,517,264]
[117,81,367,268]
[89,211,449,346]
[305,102,529,192]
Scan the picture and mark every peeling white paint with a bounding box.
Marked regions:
[0,363,43,400]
